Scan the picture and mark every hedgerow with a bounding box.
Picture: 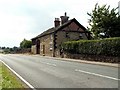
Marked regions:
[61,37,120,57]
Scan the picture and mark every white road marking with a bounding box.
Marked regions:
[46,63,57,66]
[75,69,120,81]
[40,61,57,67]
[0,59,36,90]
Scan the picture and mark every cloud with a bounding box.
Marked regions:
[0,0,119,47]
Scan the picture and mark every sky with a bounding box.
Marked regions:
[0,0,119,48]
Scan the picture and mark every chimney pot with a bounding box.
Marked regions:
[60,12,69,24]
[54,18,60,27]
[65,12,67,16]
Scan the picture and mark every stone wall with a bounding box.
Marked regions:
[63,52,120,63]
[40,34,54,56]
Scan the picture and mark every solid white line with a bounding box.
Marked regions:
[75,69,120,81]
[0,59,36,90]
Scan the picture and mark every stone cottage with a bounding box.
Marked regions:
[31,13,91,57]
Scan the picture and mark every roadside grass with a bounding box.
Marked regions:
[0,62,27,89]
[0,62,2,89]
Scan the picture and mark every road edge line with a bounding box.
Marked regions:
[0,60,36,90]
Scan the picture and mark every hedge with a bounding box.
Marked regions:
[61,37,120,57]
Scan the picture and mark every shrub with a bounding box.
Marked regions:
[62,37,120,57]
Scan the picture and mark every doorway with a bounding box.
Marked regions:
[36,40,40,54]
[43,45,45,55]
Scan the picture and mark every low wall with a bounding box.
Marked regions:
[16,48,31,54]
[63,52,120,63]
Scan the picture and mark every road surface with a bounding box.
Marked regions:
[0,54,119,88]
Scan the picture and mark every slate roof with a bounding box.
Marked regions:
[32,18,88,40]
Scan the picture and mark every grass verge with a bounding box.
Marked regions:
[0,62,28,89]
[0,62,2,89]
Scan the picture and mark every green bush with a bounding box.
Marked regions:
[20,39,32,49]
[62,37,120,57]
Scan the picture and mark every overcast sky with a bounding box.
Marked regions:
[0,0,119,47]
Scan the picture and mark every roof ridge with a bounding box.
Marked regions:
[31,18,87,40]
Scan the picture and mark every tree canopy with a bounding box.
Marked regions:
[87,3,120,39]
[20,39,32,49]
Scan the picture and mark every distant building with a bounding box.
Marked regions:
[118,1,120,15]
[31,13,91,57]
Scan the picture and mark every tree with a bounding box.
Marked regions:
[2,47,5,49]
[20,39,32,49]
[87,3,120,39]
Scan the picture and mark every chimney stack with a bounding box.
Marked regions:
[54,18,60,27]
[60,12,69,24]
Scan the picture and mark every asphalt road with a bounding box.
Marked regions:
[0,54,119,88]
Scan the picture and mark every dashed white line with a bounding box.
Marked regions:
[75,69,120,81]
[38,61,57,67]
[46,63,57,66]
[0,59,36,90]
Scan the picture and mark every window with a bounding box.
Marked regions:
[79,33,83,39]
[65,32,69,38]
[49,42,53,51]
[50,34,53,40]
